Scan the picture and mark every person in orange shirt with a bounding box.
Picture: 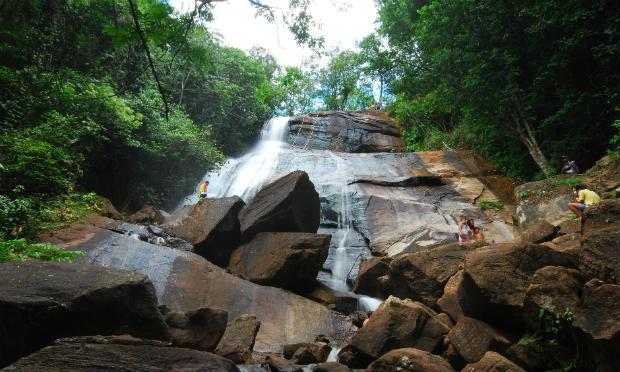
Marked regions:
[199,181,209,199]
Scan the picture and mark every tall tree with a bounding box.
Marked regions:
[377,0,620,178]
[358,33,395,108]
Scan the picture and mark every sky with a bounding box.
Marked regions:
[169,0,378,66]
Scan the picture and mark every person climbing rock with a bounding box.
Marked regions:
[561,155,579,175]
[458,215,472,244]
[567,184,600,221]
[199,181,209,199]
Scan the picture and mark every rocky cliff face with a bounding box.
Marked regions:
[270,147,515,258]
[287,111,405,153]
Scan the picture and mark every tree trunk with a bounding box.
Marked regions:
[511,95,552,177]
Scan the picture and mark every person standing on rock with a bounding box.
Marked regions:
[458,215,472,244]
[567,184,601,220]
[199,181,209,199]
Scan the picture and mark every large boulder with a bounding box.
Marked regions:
[283,341,331,364]
[0,261,170,367]
[387,242,482,308]
[579,200,620,284]
[519,220,558,244]
[314,362,352,372]
[127,204,165,225]
[215,314,260,364]
[164,196,245,266]
[3,335,239,372]
[229,232,330,292]
[287,111,405,153]
[348,296,450,364]
[437,270,489,323]
[366,348,456,372]
[523,266,620,371]
[353,257,392,299]
[303,281,359,314]
[514,178,573,229]
[578,282,620,371]
[463,241,575,328]
[446,317,511,365]
[238,171,320,237]
[462,351,526,372]
[40,224,355,354]
[522,266,584,329]
[165,307,228,351]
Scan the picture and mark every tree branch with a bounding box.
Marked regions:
[127,0,169,120]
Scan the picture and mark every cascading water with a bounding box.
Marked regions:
[323,151,355,292]
[179,116,290,205]
[179,116,382,312]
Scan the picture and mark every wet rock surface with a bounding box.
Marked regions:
[164,196,245,266]
[0,261,169,367]
[287,111,405,153]
[239,170,320,237]
[229,232,330,292]
[269,149,515,258]
[3,335,239,372]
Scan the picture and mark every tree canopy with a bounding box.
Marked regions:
[376,0,620,179]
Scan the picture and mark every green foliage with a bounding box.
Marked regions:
[539,308,575,336]
[0,191,103,240]
[0,0,282,211]
[519,191,530,199]
[478,199,504,210]
[0,239,84,263]
[273,66,316,115]
[552,177,582,188]
[0,190,35,240]
[377,0,620,180]
[517,308,581,370]
[318,50,365,110]
[610,120,620,160]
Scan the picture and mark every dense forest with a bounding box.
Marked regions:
[1,0,619,242]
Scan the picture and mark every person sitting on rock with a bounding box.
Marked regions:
[473,226,485,241]
[458,215,472,244]
[198,180,209,199]
[561,155,579,175]
[567,184,601,220]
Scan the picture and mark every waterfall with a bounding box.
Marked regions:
[179,116,290,206]
[323,151,355,292]
[179,116,382,311]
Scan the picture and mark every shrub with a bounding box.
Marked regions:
[552,177,582,188]
[479,199,503,210]
[0,239,84,263]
